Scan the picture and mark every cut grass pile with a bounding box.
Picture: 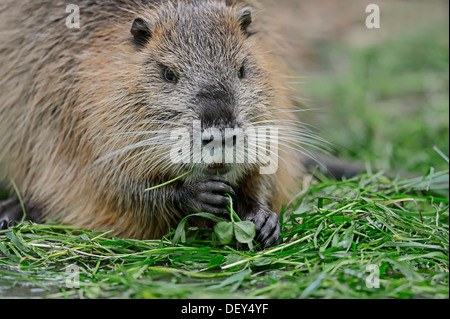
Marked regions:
[1,168,448,298]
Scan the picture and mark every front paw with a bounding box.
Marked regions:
[182,175,235,216]
[247,207,281,248]
[0,197,40,229]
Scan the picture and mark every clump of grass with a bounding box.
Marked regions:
[144,167,257,249]
[1,168,447,299]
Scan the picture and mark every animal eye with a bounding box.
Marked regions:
[238,65,245,79]
[163,67,178,83]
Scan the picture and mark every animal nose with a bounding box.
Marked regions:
[195,85,236,129]
[201,134,235,148]
[200,102,235,129]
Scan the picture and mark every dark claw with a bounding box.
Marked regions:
[0,196,41,229]
[207,175,232,185]
[198,192,230,207]
[0,219,8,230]
[250,208,281,249]
[182,175,235,216]
[198,179,235,196]
[200,204,229,216]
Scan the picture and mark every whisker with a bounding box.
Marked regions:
[93,136,173,165]
[265,129,332,149]
[137,149,180,175]
[250,119,320,131]
[114,142,179,170]
[100,130,173,138]
[134,119,185,127]
[247,134,315,160]
[245,141,292,170]
[249,125,332,151]
[247,108,319,122]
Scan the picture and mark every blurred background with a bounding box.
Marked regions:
[264,0,449,173]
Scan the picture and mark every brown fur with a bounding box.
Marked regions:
[0,0,304,239]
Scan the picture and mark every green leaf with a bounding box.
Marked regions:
[0,242,21,263]
[214,222,234,244]
[300,274,326,299]
[251,257,273,267]
[6,232,30,253]
[207,254,225,269]
[206,270,250,292]
[173,212,227,244]
[234,221,256,244]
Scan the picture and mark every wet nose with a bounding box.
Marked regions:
[195,85,236,129]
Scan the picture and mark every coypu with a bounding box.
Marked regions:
[0,0,311,248]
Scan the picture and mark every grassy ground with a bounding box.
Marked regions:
[0,2,448,299]
[0,169,448,299]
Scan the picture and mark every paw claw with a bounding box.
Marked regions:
[0,197,40,229]
[249,208,281,248]
[0,219,8,230]
[184,176,235,216]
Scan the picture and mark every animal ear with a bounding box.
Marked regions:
[131,17,152,47]
[237,7,253,33]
